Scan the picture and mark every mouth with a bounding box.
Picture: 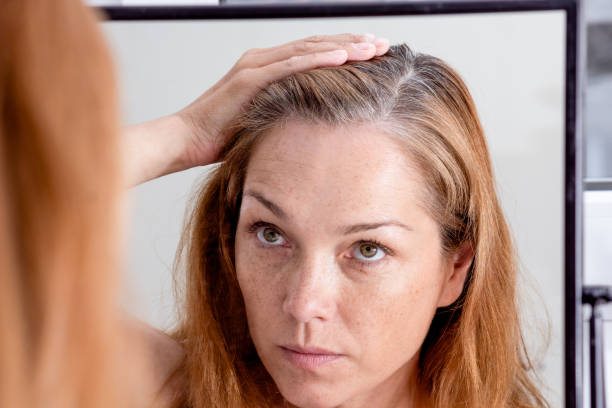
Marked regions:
[279,345,343,370]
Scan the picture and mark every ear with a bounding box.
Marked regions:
[437,242,474,308]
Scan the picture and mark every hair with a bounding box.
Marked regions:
[0,1,130,407]
[171,44,549,408]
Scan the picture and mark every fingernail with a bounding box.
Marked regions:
[363,33,376,42]
[354,42,374,50]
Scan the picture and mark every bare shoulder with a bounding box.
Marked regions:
[122,317,185,408]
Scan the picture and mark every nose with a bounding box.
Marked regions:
[282,254,338,323]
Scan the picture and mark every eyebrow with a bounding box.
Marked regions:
[341,221,412,235]
[244,190,289,220]
[243,189,412,234]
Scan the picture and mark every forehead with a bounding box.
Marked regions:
[243,121,427,220]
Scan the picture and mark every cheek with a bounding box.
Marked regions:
[235,232,284,333]
[351,259,445,365]
[235,233,263,309]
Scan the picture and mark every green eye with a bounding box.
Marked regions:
[257,227,285,246]
[353,242,386,262]
[359,243,378,258]
[263,228,280,242]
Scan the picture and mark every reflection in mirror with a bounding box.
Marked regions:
[103,11,565,407]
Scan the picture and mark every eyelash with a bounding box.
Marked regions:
[247,220,277,235]
[246,220,393,268]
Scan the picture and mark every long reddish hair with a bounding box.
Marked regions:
[0,1,131,407]
[172,44,549,408]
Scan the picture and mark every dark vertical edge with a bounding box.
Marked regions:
[565,0,584,407]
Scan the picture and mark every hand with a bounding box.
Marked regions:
[177,33,389,169]
[124,34,389,186]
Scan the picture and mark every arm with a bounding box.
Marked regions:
[123,33,390,186]
[123,115,194,186]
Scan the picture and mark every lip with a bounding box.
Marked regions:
[280,345,343,370]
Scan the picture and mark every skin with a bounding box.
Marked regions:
[123,33,389,186]
[234,121,473,408]
[127,34,391,408]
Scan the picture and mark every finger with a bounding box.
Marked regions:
[251,33,376,57]
[212,34,387,101]
[245,40,379,69]
[303,32,377,44]
[236,49,349,91]
[236,33,380,69]
[373,37,390,56]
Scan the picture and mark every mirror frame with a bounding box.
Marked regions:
[98,1,583,406]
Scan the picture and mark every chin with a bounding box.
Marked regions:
[275,377,348,408]
[281,391,337,408]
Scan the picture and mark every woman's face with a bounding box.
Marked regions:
[235,121,471,408]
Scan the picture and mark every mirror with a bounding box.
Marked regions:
[101,8,571,407]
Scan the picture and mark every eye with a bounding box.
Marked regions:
[352,242,386,262]
[256,226,286,246]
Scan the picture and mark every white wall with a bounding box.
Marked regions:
[102,11,567,406]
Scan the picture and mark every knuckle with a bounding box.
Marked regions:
[339,33,367,43]
[285,55,302,69]
[333,32,356,42]
[232,69,253,87]
[233,60,246,71]
[305,34,324,43]
[236,48,261,70]
[242,48,258,58]
[235,57,249,69]
[237,48,257,66]
[293,41,313,54]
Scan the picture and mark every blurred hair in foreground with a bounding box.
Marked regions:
[0,1,140,407]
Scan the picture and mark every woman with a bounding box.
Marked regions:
[167,45,550,408]
[0,0,387,407]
